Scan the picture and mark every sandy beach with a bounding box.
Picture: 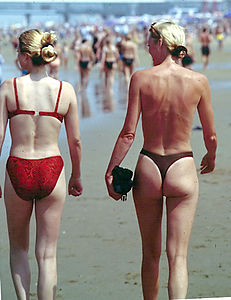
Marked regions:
[0,36,231,300]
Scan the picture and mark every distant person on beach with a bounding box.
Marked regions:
[105,20,217,300]
[199,27,212,70]
[215,23,224,51]
[0,29,82,300]
[76,39,95,89]
[121,34,139,87]
[101,38,119,88]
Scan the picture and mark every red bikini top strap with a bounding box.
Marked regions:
[54,81,62,113]
[13,77,20,109]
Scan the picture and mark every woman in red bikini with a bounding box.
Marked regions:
[105,21,217,300]
[0,29,82,300]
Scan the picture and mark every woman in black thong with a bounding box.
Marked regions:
[101,38,119,89]
[105,20,217,300]
[76,39,95,89]
[0,29,82,300]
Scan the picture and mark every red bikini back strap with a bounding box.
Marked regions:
[13,77,20,109]
[54,81,62,113]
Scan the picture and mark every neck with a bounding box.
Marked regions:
[153,54,179,66]
[28,65,48,81]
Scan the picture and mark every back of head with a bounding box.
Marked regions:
[19,29,58,66]
[126,34,132,41]
[149,20,187,59]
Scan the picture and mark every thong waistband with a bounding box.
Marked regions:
[140,149,193,181]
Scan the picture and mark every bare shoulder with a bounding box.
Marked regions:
[0,78,13,90]
[132,68,150,79]
[191,71,209,88]
[179,67,209,87]
[0,78,14,98]
[61,80,76,100]
[130,69,146,85]
[62,81,74,92]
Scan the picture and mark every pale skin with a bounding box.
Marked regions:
[105,33,217,300]
[0,49,82,300]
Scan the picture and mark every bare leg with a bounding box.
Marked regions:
[84,69,90,88]
[123,65,130,87]
[80,68,85,89]
[35,168,66,300]
[163,158,199,299]
[133,155,163,300]
[202,55,209,70]
[4,171,33,300]
[108,69,115,88]
[105,68,115,89]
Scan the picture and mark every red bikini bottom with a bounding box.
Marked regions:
[6,156,64,201]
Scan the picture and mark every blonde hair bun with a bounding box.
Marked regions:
[41,44,57,63]
[40,31,57,63]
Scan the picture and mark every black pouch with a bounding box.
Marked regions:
[112,166,133,201]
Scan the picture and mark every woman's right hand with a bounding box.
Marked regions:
[105,173,122,201]
[200,152,216,174]
[68,176,83,197]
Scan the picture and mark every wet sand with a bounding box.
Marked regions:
[0,37,231,299]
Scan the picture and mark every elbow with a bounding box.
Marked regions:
[119,130,135,145]
[70,137,82,148]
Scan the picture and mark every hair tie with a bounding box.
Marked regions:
[41,43,54,49]
[149,23,161,39]
[171,45,187,58]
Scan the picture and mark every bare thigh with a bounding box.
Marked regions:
[133,155,163,252]
[35,168,66,254]
[163,158,199,256]
[4,171,34,250]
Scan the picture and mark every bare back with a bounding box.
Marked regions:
[122,40,137,59]
[199,32,212,46]
[79,43,94,61]
[103,44,118,62]
[4,75,72,158]
[134,62,206,155]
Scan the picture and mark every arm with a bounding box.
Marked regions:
[90,48,95,64]
[64,82,83,196]
[100,47,106,70]
[0,81,9,197]
[197,75,217,174]
[105,71,141,199]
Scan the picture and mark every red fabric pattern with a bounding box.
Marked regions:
[6,156,64,201]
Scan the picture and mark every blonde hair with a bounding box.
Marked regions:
[149,21,187,58]
[19,29,58,65]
